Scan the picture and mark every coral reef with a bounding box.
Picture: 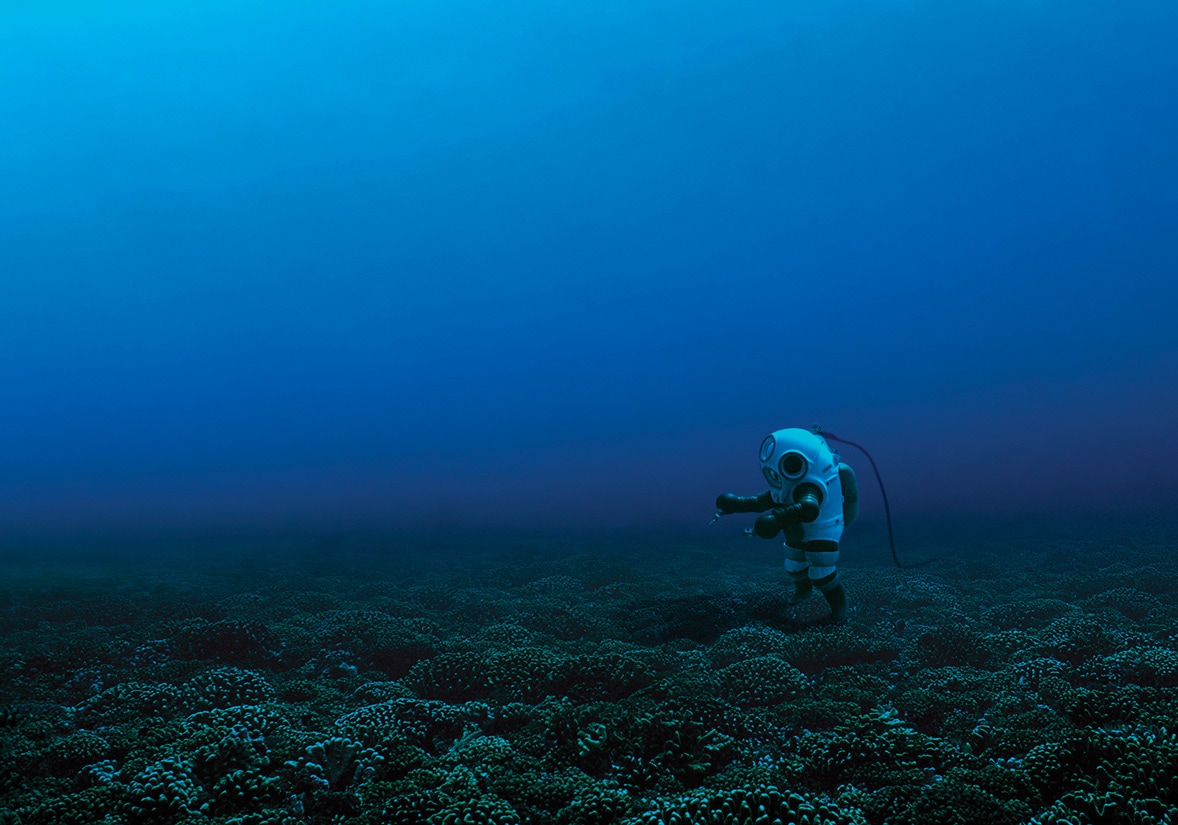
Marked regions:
[2,528,1178,823]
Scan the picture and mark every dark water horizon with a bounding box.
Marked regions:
[3,510,1177,568]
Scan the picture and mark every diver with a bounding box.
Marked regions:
[712,426,859,624]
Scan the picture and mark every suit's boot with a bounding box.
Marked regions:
[821,582,848,625]
[786,571,812,604]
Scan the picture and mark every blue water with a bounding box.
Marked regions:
[1,0,1176,533]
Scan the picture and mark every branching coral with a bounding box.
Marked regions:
[719,656,808,708]
[624,784,861,825]
[123,756,203,823]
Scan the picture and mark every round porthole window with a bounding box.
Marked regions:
[778,451,807,480]
[759,435,776,462]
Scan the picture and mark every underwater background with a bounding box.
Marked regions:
[2,1,1178,823]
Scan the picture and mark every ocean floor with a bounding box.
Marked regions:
[2,517,1177,824]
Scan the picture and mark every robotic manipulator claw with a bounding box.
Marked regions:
[710,509,761,537]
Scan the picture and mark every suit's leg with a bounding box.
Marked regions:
[806,540,847,624]
[783,538,812,603]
